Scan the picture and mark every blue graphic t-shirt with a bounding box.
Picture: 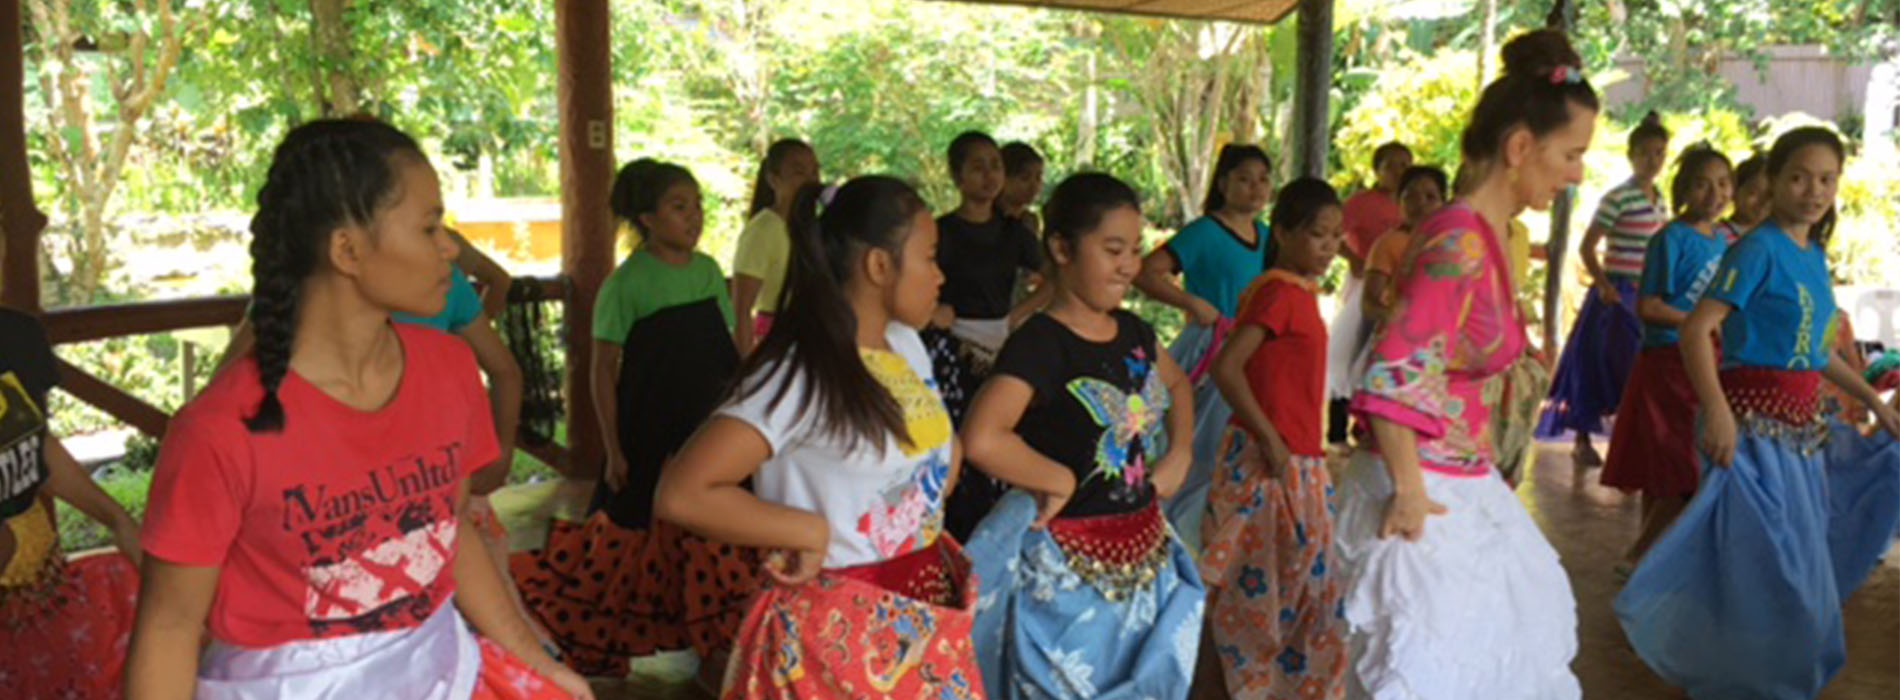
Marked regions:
[1638,221,1730,347]
[1165,215,1273,318]
[1706,222,1838,370]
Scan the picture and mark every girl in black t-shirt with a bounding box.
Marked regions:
[934,130,1053,540]
[961,173,1204,700]
[1,307,143,699]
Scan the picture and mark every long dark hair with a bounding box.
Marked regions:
[610,158,697,240]
[245,119,425,433]
[734,176,928,451]
[1765,126,1845,248]
[1202,144,1272,214]
[1669,145,1732,220]
[1462,30,1600,166]
[748,139,813,217]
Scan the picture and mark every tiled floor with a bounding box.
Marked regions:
[492,440,1900,700]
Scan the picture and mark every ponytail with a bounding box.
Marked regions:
[749,139,814,217]
[733,176,926,451]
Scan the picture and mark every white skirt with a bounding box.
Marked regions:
[1334,452,1580,700]
[1327,275,1371,400]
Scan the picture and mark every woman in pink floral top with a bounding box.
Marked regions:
[1332,29,1596,699]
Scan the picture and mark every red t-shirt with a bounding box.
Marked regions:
[1230,271,1329,457]
[143,324,498,647]
[1342,189,1403,261]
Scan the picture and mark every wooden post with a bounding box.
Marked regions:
[0,0,46,311]
[1292,0,1334,179]
[1541,0,1575,357]
[557,0,612,479]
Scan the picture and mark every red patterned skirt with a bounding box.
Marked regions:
[722,537,984,699]
[510,512,761,676]
[0,550,140,700]
[1601,346,1704,498]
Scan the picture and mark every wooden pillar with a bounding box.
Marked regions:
[1541,0,1575,356]
[557,0,612,479]
[1292,0,1334,179]
[0,0,46,312]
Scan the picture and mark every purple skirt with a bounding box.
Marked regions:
[1538,277,1642,437]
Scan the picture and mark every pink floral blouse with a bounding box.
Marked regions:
[1351,202,1526,477]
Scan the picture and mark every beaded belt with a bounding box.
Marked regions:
[832,537,965,608]
[1721,368,1828,453]
[1045,502,1171,602]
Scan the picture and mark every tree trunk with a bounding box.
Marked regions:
[1478,0,1497,89]
[310,0,360,116]
[25,0,199,304]
[0,0,47,310]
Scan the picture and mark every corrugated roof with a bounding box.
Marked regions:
[935,0,1302,24]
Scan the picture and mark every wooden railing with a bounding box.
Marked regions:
[41,276,571,471]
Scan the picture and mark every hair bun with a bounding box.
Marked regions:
[1640,110,1664,128]
[1501,29,1582,79]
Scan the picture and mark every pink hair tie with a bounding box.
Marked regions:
[1550,65,1584,85]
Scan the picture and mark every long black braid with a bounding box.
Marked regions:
[244,119,424,433]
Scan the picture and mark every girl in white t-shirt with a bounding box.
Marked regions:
[656,175,982,700]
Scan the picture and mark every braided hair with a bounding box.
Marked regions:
[244,119,425,433]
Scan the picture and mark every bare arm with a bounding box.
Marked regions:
[458,314,522,495]
[451,483,579,693]
[1680,297,1736,465]
[1362,271,1395,321]
[451,230,514,321]
[125,558,220,699]
[1824,351,1900,438]
[1637,296,1689,328]
[654,417,829,555]
[1133,247,1198,315]
[1211,325,1291,474]
[732,274,765,354]
[961,376,1078,525]
[43,435,140,564]
[592,340,625,487]
[1579,223,1610,285]
[1367,417,1445,541]
[1151,345,1195,497]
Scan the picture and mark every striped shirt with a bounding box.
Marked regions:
[1593,179,1668,279]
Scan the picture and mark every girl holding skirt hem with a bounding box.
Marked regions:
[1538,111,1672,465]
[1600,146,1735,567]
[1614,127,1900,700]
[656,176,982,700]
[126,119,588,699]
[510,160,756,683]
[964,173,1204,700]
[1202,177,1350,700]
[1335,30,1594,700]
[1135,145,1277,553]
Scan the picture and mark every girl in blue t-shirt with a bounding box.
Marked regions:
[1615,127,1900,699]
[1133,143,1274,551]
[1599,146,1732,568]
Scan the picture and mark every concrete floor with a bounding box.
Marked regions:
[492,439,1900,700]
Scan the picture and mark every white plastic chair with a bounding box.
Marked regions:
[1855,288,1900,350]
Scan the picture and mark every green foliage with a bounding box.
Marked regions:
[1331,48,1478,192]
[55,466,151,552]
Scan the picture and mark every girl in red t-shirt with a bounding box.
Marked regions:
[126,119,590,700]
[1202,177,1350,699]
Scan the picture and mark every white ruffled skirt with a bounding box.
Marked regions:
[1333,452,1580,700]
